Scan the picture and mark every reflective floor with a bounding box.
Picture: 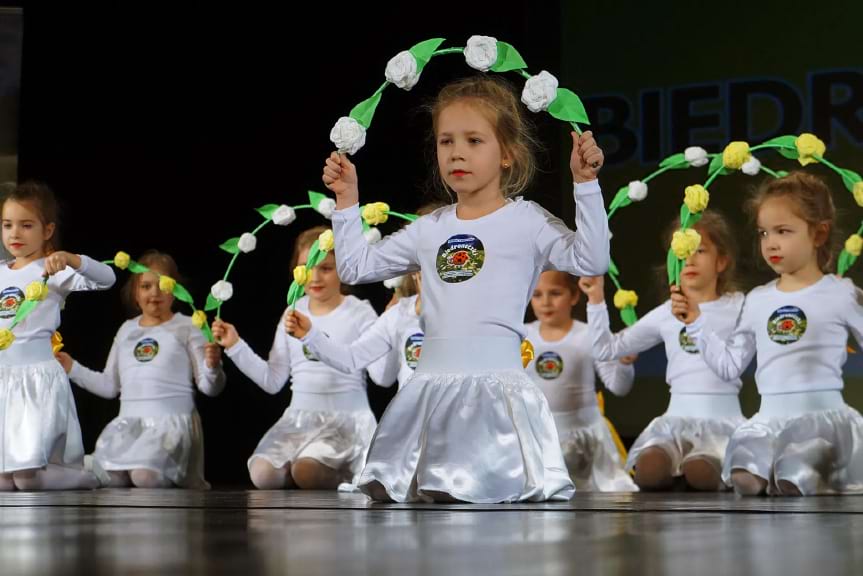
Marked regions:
[1,490,861,575]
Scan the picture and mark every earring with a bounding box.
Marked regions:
[502,162,511,169]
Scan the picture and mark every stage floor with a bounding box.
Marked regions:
[1,490,861,575]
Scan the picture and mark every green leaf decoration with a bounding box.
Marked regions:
[680,204,691,229]
[608,185,633,213]
[219,237,240,254]
[708,154,729,176]
[204,293,221,312]
[172,283,194,305]
[547,88,590,125]
[308,191,327,209]
[841,169,862,193]
[305,240,327,270]
[409,38,445,74]
[350,92,382,130]
[778,147,800,160]
[760,135,798,148]
[256,204,280,220]
[128,261,149,274]
[286,282,305,307]
[666,248,678,286]
[659,152,687,169]
[775,170,790,177]
[620,306,638,327]
[688,211,703,229]
[201,322,215,344]
[490,41,527,72]
[11,299,38,328]
[608,258,620,277]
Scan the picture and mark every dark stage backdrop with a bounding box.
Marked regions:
[7,1,863,484]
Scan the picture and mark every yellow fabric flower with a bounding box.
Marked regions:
[795,133,825,166]
[159,275,176,294]
[853,182,863,208]
[25,281,48,301]
[684,185,710,214]
[671,228,702,260]
[317,229,335,252]
[51,331,64,354]
[0,328,14,351]
[293,265,310,286]
[845,234,863,257]
[114,251,131,270]
[722,141,751,170]
[520,339,535,369]
[613,289,639,310]
[362,202,390,226]
[192,310,207,329]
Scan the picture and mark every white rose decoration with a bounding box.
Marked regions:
[272,205,296,226]
[385,51,420,90]
[383,275,404,290]
[741,156,762,176]
[627,180,648,202]
[464,35,498,72]
[329,116,367,155]
[316,197,336,219]
[521,71,559,113]
[238,233,257,253]
[210,280,234,302]
[364,227,382,244]
[684,146,709,167]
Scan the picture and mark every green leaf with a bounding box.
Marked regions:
[256,204,280,220]
[659,152,687,169]
[172,283,194,305]
[11,299,38,328]
[286,282,304,307]
[775,170,790,177]
[620,306,639,327]
[680,204,691,229]
[547,88,590,125]
[127,261,149,274]
[778,147,800,160]
[409,38,445,74]
[219,237,240,254]
[349,92,382,130]
[490,41,527,72]
[201,322,215,344]
[838,251,850,276]
[204,294,221,312]
[666,248,678,286]
[688,211,703,228]
[305,240,326,269]
[361,218,370,233]
[308,191,327,209]
[608,185,633,213]
[841,169,862,193]
[760,135,798,149]
[608,258,619,277]
[708,154,728,175]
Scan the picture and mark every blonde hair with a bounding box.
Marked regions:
[746,171,837,272]
[428,75,540,199]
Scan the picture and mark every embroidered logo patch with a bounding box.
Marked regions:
[767,305,807,345]
[134,338,160,362]
[679,326,699,354]
[535,351,564,380]
[436,234,485,283]
[0,286,25,319]
[404,332,424,370]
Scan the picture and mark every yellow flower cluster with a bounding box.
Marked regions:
[795,133,825,166]
[25,281,48,301]
[0,328,14,351]
[613,289,639,310]
[114,251,131,270]
[362,202,390,225]
[684,185,710,214]
[722,141,750,170]
[159,275,176,294]
[317,229,335,252]
[520,339,535,369]
[293,265,310,286]
[192,310,207,328]
[845,234,863,257]
[671,228,702,260]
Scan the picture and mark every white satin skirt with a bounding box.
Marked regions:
[554,406,638,492]
[92,405,208,489]
[248,391,376,485]
[0,340,86,473]
[626,393,745,488]
[357,337,575,503]
[722,390,863,495]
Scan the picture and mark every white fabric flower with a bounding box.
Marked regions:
[316,198,336,219]
[238,233,257,253]
[521,71,559,113]
[329,116,367,155]
[684,146,709,167]
[741,156,762,176]
[210,280,234,302]
[364,227,382,244]
[383,275,404,290]
[627,180,648,202]
[464,35,498,72]
[272,205,296,226]
[385,50,420,90]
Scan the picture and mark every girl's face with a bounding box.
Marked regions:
[757,196,825,276]
[680,229,727,294]
[436,100,510,201]
[136,268,175,320]
[531,271,579,326]
[299,248,341,303]
[1,200,54,263]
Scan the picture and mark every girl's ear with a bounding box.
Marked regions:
[813,221,830,247]
[716,254,729,275]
